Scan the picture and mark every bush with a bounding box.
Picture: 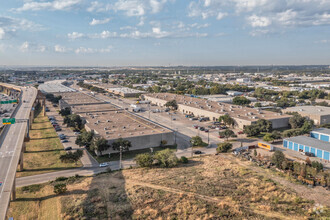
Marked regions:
[216,142,232,153]
[190,136,204,147]
[154,149,178,168]
[271,151,286,169]
[135,153,154,167]
[55,176,68,182]
[180,156,188,164]
[311,161,323,172]
[54,183,67,195]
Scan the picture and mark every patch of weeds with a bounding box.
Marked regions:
[21,184,43,193]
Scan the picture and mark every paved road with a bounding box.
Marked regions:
[0,85,37,220]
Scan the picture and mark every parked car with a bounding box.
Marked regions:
[237,131,244,134]
[219,135,225,138]
[74,132,81,135]
[194,150,202,154]
[53,104,58,107]
[204,129,209,133]
[190,117,198,121]
[99,162,110,167]
[60,136,66,140]
[64,147,72,151]
[194,125,199,129]
[55,128,62,131]
[199,127,205,131]
[61,140,69,143]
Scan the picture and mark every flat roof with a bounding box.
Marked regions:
[144,93,290,122]
[283,106,330,116]
[39,80,76,93]
[71,103,117,114]
[311,128,330,136]
[59,92,104,105]
[284,136,330,152]
[82,110,171,140]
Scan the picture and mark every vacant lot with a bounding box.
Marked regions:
[16,113,81,178]
[9,155,329,219]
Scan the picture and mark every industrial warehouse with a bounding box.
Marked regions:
[59,91,174,155]
[283,128,330,161]
[283,106,330,125]
[143,93,291,129]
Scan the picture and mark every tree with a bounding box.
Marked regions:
[91,137,110,155]
[59,150,84,164]
[300,120,314,134]
[64,114,83,130]
[154,149,178,168]
[219,129,236,141]
[59,107,71,116]
[263,133,274,143]
[271,151,286,169]
[219,114,235,127]
[253,149,257,157]
[112,138,132,151]
[282,129,303,138]
[243,125,260,137]
[216,142,233,153]
[233,96,251,106]
[165,100,178,110]
[75,131,94,148]
[289,114,306,129]
[190,136,204,147]
[300,164,307,178]
[135,153,154,167]
[257,119,272,132]
[271,130,282,140]
[180,156,188,164]
[54,183,67,194]
[311,161,323,172]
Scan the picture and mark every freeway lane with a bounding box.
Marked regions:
[0,86,37,219]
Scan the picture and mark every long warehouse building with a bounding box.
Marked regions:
[143,93,291,129]
[283,135,330,161]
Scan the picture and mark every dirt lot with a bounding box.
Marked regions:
[9,154,329,219]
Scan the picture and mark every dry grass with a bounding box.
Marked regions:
[9,155,330,219]
[16,113,81,178]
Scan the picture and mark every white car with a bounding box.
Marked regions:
[99,162,110,167]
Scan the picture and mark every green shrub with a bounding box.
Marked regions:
[135,153,154,167]
[216,142,232,153]
[54,183,67,195]
[154,149,178,168]
[180,156,188,164]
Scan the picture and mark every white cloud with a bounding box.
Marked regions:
[16,0,82,12]
[54,44,71,53]
[89,18,111,26]
[68,32,84,40]
[0,28,5,40]
[75,46,112,54]
[216,12,227,20]
[248,15,271,27]
[188,0,330,34]
[92,31,118,39]
[20,41,46,52]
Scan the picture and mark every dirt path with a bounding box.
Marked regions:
[226,155,330,207]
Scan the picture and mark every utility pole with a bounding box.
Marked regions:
[119,146,122,169]
[207,131,209,146]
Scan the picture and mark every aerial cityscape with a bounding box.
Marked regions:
[1,0,330,219]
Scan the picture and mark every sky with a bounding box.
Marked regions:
[1,0,330,66]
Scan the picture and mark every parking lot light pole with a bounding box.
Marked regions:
[119,146,122,169]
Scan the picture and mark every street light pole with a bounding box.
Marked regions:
[119,146,122,169]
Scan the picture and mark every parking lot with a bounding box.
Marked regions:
[45,101,99,167]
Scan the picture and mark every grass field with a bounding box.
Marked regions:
[8,155,329,219]
[90,145,177,163]
[16,113,82,178]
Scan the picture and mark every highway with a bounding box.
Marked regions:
[0,85,37,220]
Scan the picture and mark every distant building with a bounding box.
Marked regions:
[226,91,243,96]
[143,93,291,129]
[236,78,251,83]
[282,106,330,125]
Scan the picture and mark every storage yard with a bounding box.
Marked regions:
[143,93,291,129]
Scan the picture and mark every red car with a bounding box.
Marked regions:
[237,131,244,134]
[204,129,209,133]
[194,125,199,129]
[219,135,224,138]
